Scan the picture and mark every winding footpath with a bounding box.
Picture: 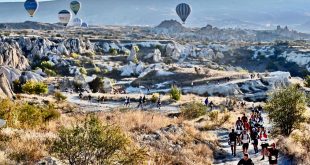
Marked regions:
[213,111,294,165]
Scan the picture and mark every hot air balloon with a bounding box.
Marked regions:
[70,1,81,15]
[73,18,82,27]
[176,3,191,24]
[81,22,88,28]
[58,10,72,26]
[24,0,39,17]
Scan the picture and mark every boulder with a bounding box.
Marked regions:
[103,78,113,93]
[0,72,14,99]
[0,40,29,70]
[127,47,137,62]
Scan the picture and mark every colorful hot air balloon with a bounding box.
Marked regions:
[70,1,81,15]
[81,22,88,28]
[73,18,82,27]
[176,3,191,24]
[58,10,72,26]
[24,0,39,17]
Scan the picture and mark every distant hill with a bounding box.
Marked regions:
[0,21,64,30]
[1,0,310,32]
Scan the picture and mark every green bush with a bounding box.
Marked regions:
[208,111,219,121]
[133,45,140,52]
[83,51,95,59]
[51,115,147,164]
[265,85,307,136]
[71,53,80,59]
[0,99,60,129]
[44,69,57,77]
[181,102,207,120]
[22,81,48,95]
[170,85,181,101]
[151,93,159,103]
[79,67,87,75]
[109,48,118,55]
[40,61,54,70]
[54,91,67,102]
[304,75,310,87]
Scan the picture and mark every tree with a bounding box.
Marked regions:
[51,115,146,165]
[181,102,207,120]
[265,85,307,136]
[22,81,48,95]
[88,77,104,93]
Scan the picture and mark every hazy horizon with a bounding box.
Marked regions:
[0,0,310,32]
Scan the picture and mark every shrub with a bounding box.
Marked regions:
[305,75,310,87]
[71,53,80,59]
[170,85,181,101]
[208,111,219,121]
[54,91,67,102]
[88,77,104,93]
[181,102,207,120]
[94,67,101,74]
[79,67,87,75]
[40,61,54,70]
[22,81,48,95]
[109,48,118,55]
[13,80,22,93]
[133,45,140,52]
[265,85,307,136]
[44,69,57,77]
[83,51,95,59]
[51,115,147,164]
[151,93,159,103]
[0,99,60,129]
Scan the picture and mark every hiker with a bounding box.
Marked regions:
[204,97,209,106]
[88,95,92,103]
[241,130,251,154]
[157,97,161,109]
[260,127,269,160]
[79,92,83,99]
[142,95,146,105]
[137,96,143,109]
[237,153,254,165]
[236,123,244,146]
[268,143,279,165]
[241,113,248,123]
[228,129,237,157]
[209,101,214,110]
[250,127,259,154]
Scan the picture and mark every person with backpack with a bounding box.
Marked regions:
[236,119,244,146]
[238,153,254,165]
[228,129,237,157]
[260,127,269,160]
[268,143,279,165]
[241,130,251,154]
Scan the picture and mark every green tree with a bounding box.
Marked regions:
[79,67,87,75]
[51,115,146,165]
[265,85,307,136]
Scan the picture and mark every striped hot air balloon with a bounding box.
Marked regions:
[24,0,39,17]
[58,10,72,26]
[176,3,191,24]
[70,1,81,15]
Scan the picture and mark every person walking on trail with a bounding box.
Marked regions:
[236,123,244,146]
[238,153,254,165]
[242,113,248,123]
[157,97,161,109]
[228,129,237,157]
[268,143,279,165]
[209,101,214,110]
[250,127,259,154]
[124,96,128,106]
[88,95,92,103]
[137,96,143,109]
[241,130,251,154]
[260,127,269,160]
[204,97,209,106]
[142,95,146,105]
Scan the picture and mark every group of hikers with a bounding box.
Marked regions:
[228,106,279,165]
[124,95,161,109]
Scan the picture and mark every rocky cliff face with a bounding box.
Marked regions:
[0,38,29,70]
[0,72,14,99]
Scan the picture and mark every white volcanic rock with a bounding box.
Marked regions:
[103,78,113,93]
[127,47,137,62]
[0,71,14,99]
[0,40,29,70]
[145,49,162,63]
[120,62,145,77]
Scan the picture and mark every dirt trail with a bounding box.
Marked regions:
[213,112,294,165]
